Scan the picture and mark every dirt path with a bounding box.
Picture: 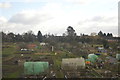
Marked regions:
[3,55,15,62]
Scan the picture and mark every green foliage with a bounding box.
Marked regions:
[3,65,23,78]
[23,30,36,42]
[18,43,28,49]
[56,71,64,78]
[98,31,104,37]
[2,45,16,57]
[107,33,113,37]
[54,60,61,70]
[7,71,20,78]
[15,50,36,54]
[102,40,109,49]
[67,26,76,36]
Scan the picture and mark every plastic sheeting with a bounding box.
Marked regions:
[95,53,101,56]
[85,59,91,64]
[61,58,85,70]
[88,54,98,62]
[24,62,49,75]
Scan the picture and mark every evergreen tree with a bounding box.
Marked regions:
[98,31,104,37]
[37,31,42,42]
[103,33,106,37]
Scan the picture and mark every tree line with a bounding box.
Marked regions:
[1,26,113,43]
[98,31,113,37]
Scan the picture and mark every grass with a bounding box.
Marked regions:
[56,71,64,78]
[3,65,23,78]
[2,43,17,57]
[2,47,16,57]
[15,50,36,54]
[7,71,21,78]
[52,56,64,78]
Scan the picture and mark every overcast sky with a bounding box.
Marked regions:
[0,0,119,36]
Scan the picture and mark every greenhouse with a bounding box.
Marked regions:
[24,62,49,75]
[88,54,98,63]
[61,57,85,70]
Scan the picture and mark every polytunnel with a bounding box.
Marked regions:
[88,54,98,63]
[24,62,49,75]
